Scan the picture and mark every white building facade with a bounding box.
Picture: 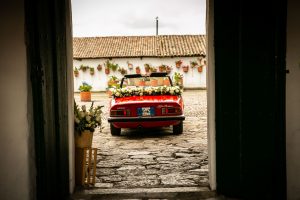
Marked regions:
[73,35,206,92]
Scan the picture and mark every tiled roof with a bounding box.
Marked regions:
[73,35,206,59]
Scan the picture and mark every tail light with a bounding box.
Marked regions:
[110,109,131,117]
[161,107,182,115]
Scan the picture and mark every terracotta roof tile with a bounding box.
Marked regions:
[73,35,206,59]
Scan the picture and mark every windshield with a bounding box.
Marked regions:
[121,77,171,88]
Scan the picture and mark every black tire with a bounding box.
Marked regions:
[173,121,183,135]
[110,124,121,136]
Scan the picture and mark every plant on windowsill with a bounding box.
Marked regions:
[74,101,103,148]
[79,82,92,102]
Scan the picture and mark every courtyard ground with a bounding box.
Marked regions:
[74,90,208,189]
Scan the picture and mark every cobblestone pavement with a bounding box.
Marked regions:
[74,90,208,189]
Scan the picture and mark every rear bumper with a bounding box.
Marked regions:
[107,115,185,123]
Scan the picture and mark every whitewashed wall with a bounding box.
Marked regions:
[73,57,206,92]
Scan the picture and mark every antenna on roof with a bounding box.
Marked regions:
[156,16,159,36]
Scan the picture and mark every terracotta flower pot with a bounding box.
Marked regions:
[145,67,150,73]
[197,66,203,73]
[159,66,164,72]
[176,63,181,68]
[105,68,110,75]
[75,130,93,148]
[136,68,141,74]
[80,91,91,102]
[97,65,102,71]
[182,66,189,73]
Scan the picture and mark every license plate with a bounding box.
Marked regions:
[137,107,155,117]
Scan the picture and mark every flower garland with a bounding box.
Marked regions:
[112,86,182,98]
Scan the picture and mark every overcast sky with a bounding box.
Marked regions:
[71,0,206,37]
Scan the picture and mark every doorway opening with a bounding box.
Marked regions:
[71,0,214,196]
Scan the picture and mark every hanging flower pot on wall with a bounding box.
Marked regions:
[136,67,141,74]
[182,66,189,73]
[105,67,110,75]
[175,60,182,68]
[197,65,203,73]
[97,64,102,71]
[144,64,150,73]
[166,66,172,74]
[89,67,95,75]
[74,67,79,77]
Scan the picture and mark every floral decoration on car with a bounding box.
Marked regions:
[111,86,182,98]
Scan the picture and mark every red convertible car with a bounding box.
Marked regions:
[108,73,185,136]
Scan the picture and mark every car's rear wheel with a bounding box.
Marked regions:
[110,124,121,136]
[173,121,183,135]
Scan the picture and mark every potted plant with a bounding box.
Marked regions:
[79,82,92,102]
[118,67,127,75]
[74,67,79,77]
[104,65,110,75]
[197,65,204,73]
[166,66,172,74]
[107,75,119,87]
[97,64,102,71]
[89,67,95,75]
[175,60,182,68]
[79,64,89,72]
[144,63,151,73]
[159,65,167,72]
[127,61,133,70]
[136,66,141,74]
[150,66,157,73]
[190,61,198,68]
[173,72,183,88]
[182,65,189,73]
[74,101,103,148]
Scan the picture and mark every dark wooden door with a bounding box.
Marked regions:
[214,0,286,199]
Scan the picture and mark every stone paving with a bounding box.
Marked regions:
[74,90,208,189]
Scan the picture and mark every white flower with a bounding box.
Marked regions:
[79,111,85,118]
[86,116,91,122]
[96,116,101,122]
[139,93,143,96]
